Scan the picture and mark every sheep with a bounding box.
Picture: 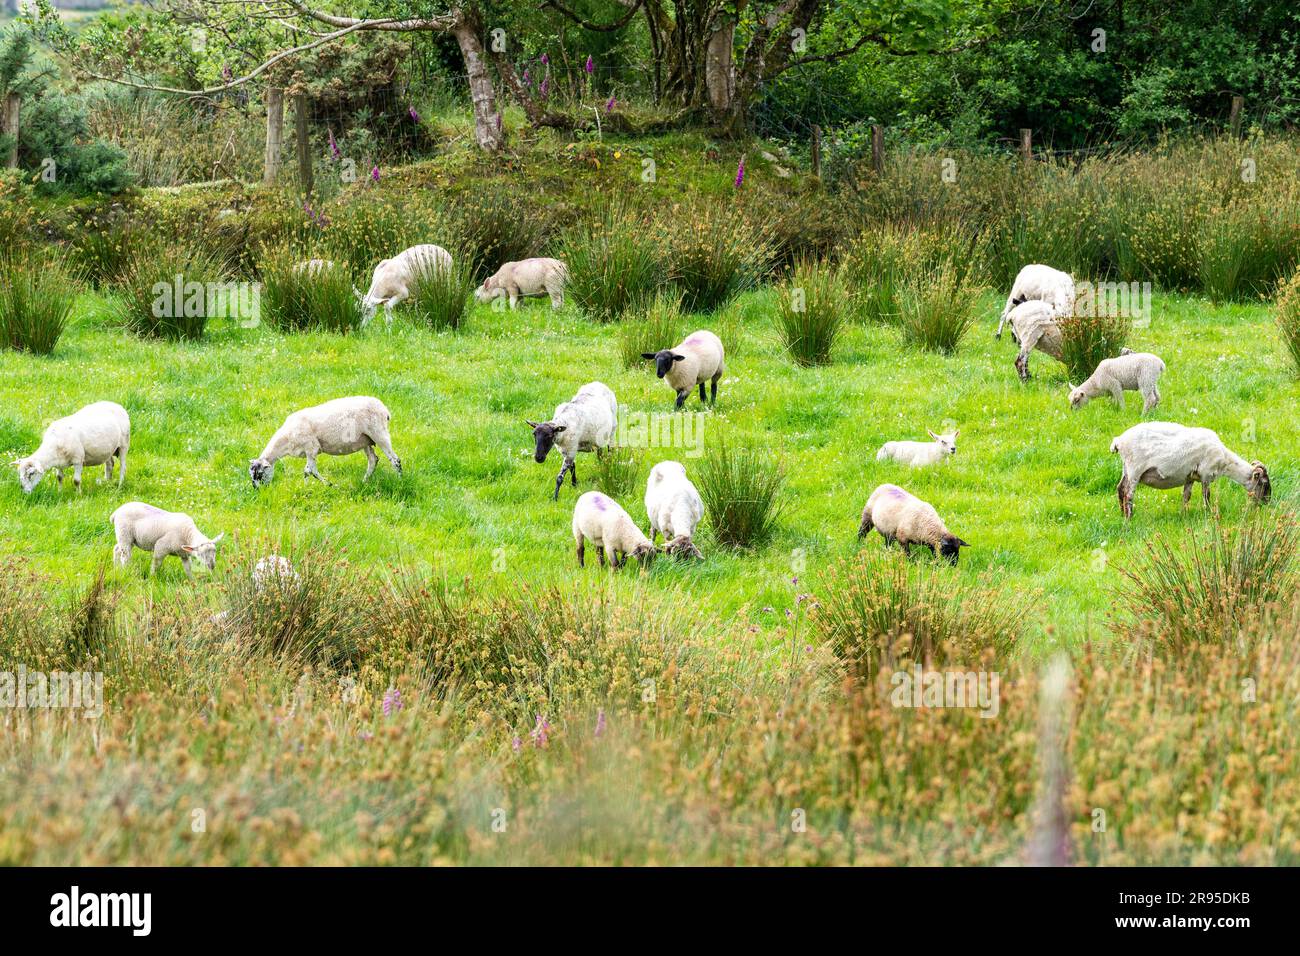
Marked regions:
[1068,350,1165,413]
[111,502,224,580]
[527,381,618,501]
[474,258,567,310]
[12,401,130,494]
[573,491,657,569]
[644,460,704,560]
[641,329,725,410]
[857,483,969,564]
[249,396,401,487]
[360,244,453,326]
[876,429,959,467]
[996,264,1075,340]
[1004,299,1064,381]
[1110,422,1271,520]
[253,554,301,588]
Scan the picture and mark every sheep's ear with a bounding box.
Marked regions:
[671,354,686,362]
[640,353,657,360]
[956,538,970,548]
[927,429,939,441]
[211,533,225,545]
[552,425,567,433]
[525,420,540,430]
[952,430,960,439]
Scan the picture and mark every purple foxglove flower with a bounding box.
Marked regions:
[382,687,402,717]
[735,156,745,188]
[408,105,420,123]
[594,709,606,738]
[585,55,594,74]
[370,165,380,183]
[605,95,616,112]
[540,77,549,99]
[531,714,550,748]
[523,69,531,85]
[512,736,522,753]
[327,129,340,161]
[540,53,549,65]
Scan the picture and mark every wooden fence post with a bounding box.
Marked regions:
[871,124,884,176]
[1230,95,1244,139]
[263,87,284,187]
[810,124,822,180]
[1019,128,1033,164]
[294,92,313,198]
[2,92,19,170]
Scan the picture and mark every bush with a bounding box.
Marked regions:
[260,248,364,333]
[67,210,146,288]
[1058,310,1130,382]
[111,239,230,340]
[1276,268,1300,375]
[775,258,847,366]
[840,225,911,324]
[561,204,664,322]
[618,291,684,369]
[660,201,771,312]
[695,438,786,550]
[899,261,984,354]
[0,253,81,355]
[405,251,474,331]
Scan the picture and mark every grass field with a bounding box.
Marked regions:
[3,288,1295,652]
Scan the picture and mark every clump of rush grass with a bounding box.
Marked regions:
[898,260,984,354]
[259,247,364,333]
[589,446,645,499]
[561,203,664,322]
[695,437,786,549]
[1114,511,1300,654]
[618,290,684,368]
[1057,309,1130,383]
[1197,198,1300,303]
[1275,267,1300,375]
[111,238,231,340]
[660,200,772,312]
[775,257,847,366]
[405,250,475,331]
[0,252,82,355]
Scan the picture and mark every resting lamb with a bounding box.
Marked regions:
[641,330,725,409]
[857,483,969,564]
[360,244,453,326]
[527,381,618,501]
[249,396,401,487]
[13,401,130,494]
[474,258,567,310]
[644,460,704,559]
[1069,351,1165,413]
[111,502,224,580]
[876,429,959,467]
[997,264,1075,340]
[1111,421,1271,519]
[573,491,657,569]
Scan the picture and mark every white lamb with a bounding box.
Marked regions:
[876,429,959,467]
[997,264,1075,340]
[641,329,725,409]
[857,483,969,564]
[249,396,401,487]
[1004,299,1064,381]
[111,502,224,580]
[13,401,130,494]
[1110,422,1271,520]
[1068,350,1165,413]
[527,381,618,501]
[474,258,567,310]
[360,244,453,326]
[573,491,657,569]
[644,460,704,559]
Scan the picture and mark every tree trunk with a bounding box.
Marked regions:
[704,20,734,117]
[263,86,283,187]
[453,17,505,152]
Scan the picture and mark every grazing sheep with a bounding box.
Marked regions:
[253,554,301,588]
[641,329,725,409]
[857,483,969,564]
[876,429,959,467]
[1069,351,1165,413]
[249,397,401,487]
[111,502,224,580]
[997,264,1075,340]
[573,491,657,569]
[644,460,704,560]
[1004,300,1064,381]
[474,258,567,310]
[13,401,130,494]
[360,244,453,326]
[1111,422,1271,520]
[527,382,618,501]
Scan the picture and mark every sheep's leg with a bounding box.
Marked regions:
[576,537,585,568]
[675,389,688,410]
[1014,349,1031,381]
[552,461,570,501]
[112,531,132,568]
[180,555,195,582]
[698,382,707,404]
[569,457,578,487]
[363,446,378,481]
[104,460,113,482]
[710,375,719,405]
[1182,480,1194,510]
[371,434,402,474]
[1110,383,1124,408]
[305,456,331,485]
[597,546,606,567]
[610,548,623,570]
[117,444,127,485]
[857,512,873,540]
[1202,480,1212,509]
[73,464,83,493]
[150,551,166,576]
[1143,387,1159,414]
[1117,475,1134,520]
[549,288,563,310]
[55,468,63,490]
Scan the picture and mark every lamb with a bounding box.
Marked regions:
[573,491,657,569]
[527,381,618,501]
[1110,421,1271,520]
[1068,350,1165,413]
[249,396,401,487]
[641,329,725,409]
[876,429,959,467]
[857,483,969,564]
[360,244,453,326]
[13,401,130,494]
[1004,299,1064,381]
[474,258,567,310]
[996,264,1075,340]
[111,502,224,580]
[644,460,704,560]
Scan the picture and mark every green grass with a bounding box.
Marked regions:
[0,290,1296,651]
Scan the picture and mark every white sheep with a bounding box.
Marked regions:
[474,258,567,310]
[249,396,401,487]
[857,483,969,564]
[1068,350,1165,413]
[644,460,704,559]
[111,502,224,580]
[997,264,1075,340]
[253,554,301,588]
[360,244,453,326]
[1004,299,1064,381]
[1110,421,1271,520]
[641,329,725,409]
[527,381,618,501]
[13,401,130,494]
[876,429,959,467]
[573,491,657,569]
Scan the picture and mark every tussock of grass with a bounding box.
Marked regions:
[0,253,81,355]
[696,438,786,550]
[775,257,847,366]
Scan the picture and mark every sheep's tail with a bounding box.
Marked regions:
[1110,438,1121,455]
[875,446,888,462]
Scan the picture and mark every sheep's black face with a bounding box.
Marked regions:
[1249,463,1272,504]
[631,543,657,568]
[526,421,565,463]
[641,350,685,379]
[939,535,969,565]
[249,459,274,488]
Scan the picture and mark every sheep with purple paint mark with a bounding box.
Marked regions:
[641,329,725,409]
[572,491,656,569]
[858,483,969,564]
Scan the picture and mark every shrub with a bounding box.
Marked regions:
[840,225,911,324]
[660,201,772,312]
[618,291,684,369]
[1276,268,1300,375]
[1058,310,1130,382]
[67,211,146,287]
[1114,512,1300,654]
[899,261,984,354]
[260,248,364,333]
[405,251,475,331]
[111,239,230,340]
[590,446,645,499]
[561,204,664,322]
[0,253,81,355]
[775,257,847,366]
[696,438,786,550]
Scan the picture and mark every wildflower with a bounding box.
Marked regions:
[382,687,402,717]
[585,55,594,74]
[540,77,549,99]
[605,95,616,112]
[594,709,607,738]
[762,606,774,613]
[785,608,793,619]
[327,129,341,161]
[511,736,522,753]
[523,69,531,85]
[735,156,746,188]
[540,53,549,65]
[370,165,380,183]
[408,105,420,123]
[791,576,799,586]
[531,714,550,748]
